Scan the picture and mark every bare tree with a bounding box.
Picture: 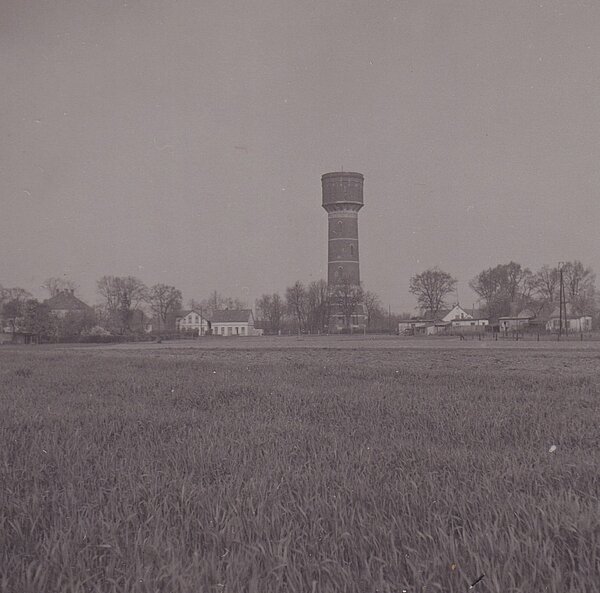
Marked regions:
[201,291,246,318]
[306,280,330,334]
[256,293,285,334]
[331,276,364,332]
[469,262,530,319]
[0,286,32,306]
[562,261,596,315]
[97,276,148,333]
[148,284,182,331]
[363,289,383,330]
[1,286,33,334]
[19,300,57,342]
[532,265,560,305]
[187,299,203,311]
[410,267,457,318]
[504,262,532,304]
[285,281,308,332]
[42,277,77,298]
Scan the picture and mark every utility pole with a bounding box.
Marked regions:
[558,262,566,340]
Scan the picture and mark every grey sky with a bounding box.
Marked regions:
[2,0,599,312]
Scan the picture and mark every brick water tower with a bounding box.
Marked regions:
[321,171,365,331]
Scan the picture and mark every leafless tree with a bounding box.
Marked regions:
[363,289,383,330]
[469,262,530,319]
[410,267,457,318]
[285,281,308,332]
[256,293,285,334]
[42,277,77,298]
[0,287,34,335]
[306,280,330,334]
[201,291,246,318]
[532,265,560,305]
[0,286,32,306]
[97,276,148,333]
[148,284,182,330]
[562,261,596,315]
[331,276,364,332]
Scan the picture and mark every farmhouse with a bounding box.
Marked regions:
[498,309,536,332]
[398,318,436,335]
[44,289,92,318]
[211,309,262,336]
[176,309,210,335]
[399,305,489,335]
[545,305,592,333]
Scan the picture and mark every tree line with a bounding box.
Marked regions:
[1,274,398,340]
[255,278,393,334]
[409,260,597,322]
[0,276,248,341]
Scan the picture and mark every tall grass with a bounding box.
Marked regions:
[1,347,599,592]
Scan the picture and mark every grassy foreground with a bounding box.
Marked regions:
[1,345,599,593]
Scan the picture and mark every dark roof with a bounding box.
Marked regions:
[548,304,591,319]
[468,309,485,319]
[421,309,451,319]
[211,309,254,323]
[45,290,91,312]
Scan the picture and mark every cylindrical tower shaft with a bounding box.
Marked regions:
[321,172,364,286]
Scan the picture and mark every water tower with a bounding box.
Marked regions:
[321,171,364,286]
[321,171,365,330]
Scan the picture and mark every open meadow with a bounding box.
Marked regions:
[1,338,599,593]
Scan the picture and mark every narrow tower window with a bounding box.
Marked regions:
[350,245,354,256]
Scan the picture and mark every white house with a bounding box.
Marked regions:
[176,309,210,335]
[399,304,488,335]
[440,305,472,322]
[450,318,489,330]
[545,305,592,333]
[211,309,262,336]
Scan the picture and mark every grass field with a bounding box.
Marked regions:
[1,340,599,592]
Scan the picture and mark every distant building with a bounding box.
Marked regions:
[44,289,92,318]
[399,304,488,335]
[176,309,210,335]
[449,317,489,331]
[211,309,262,336]
[398,318,436,335]
[546,305,592,333]
[498,309,536,332]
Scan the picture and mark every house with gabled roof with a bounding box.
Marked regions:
[498,308,536,332]
[44,289,92,318]
[176,309,210,336]
[546,304,592,333]
[398,304,488,335]
[211,309,261,336]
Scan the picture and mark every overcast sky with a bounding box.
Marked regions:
[2,0,599,312]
